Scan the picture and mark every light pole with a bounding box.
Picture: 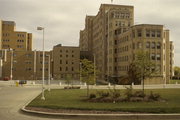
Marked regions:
[34,49,37,80]
[10,48,13,80]
[105,9,110,84]
[1,49,7,62]
[79,62,82,85]
[47,54,51,91]
[37,26,45,100]
[94,54,96,85]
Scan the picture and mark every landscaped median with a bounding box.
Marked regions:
[22,88,180,119]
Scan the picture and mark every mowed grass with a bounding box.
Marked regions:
[28,89,180,113]
[170,80,180,84]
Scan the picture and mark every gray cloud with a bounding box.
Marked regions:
[0,0,180,66]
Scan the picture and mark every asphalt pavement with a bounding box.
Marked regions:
[0,81,180,120]
[0,85,72,120]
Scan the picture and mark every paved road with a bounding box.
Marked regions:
[0,85,72,120]
[0,81,180,120]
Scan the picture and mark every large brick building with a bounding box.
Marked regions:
[0,20,32,51]
[52,44,80,80]
[79,4,174,84]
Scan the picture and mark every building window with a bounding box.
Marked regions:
[114,58,117,62]
[114,49,117,53]
[66,67,68,71]
[66,55,68,57]
[156,65,161,72]
[156,54,161,60]
[66,50,68,53]
[146,42,150,48]
[60,50,62,52]
[72,55,74,57]
[17,45,23,48]
[151,53,155,60]
[26,54,32,57]
[146,30,150,37]
[26,68,32,71]
[60,60,62,64]
[66,60,68,64]
[61,74,64,78]
[72,67,74,71]
[114,67,117,71]
[151,67,155,72]
[157,42,161,49]
[157,30,161,37]
[137,42,142,49]
[60,55,62,57]
[137,29,142,37]
[114,40,117,45]
[151,42,155,49]
[151,30,155,37]
[59,67,62,71]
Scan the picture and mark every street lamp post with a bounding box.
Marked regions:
[10,48,13,80]
[79,62,82,85]
[94,54,96,85]
[34,50,37,80]
[105,9,110,84]
[37,27,45,100]
[47,54,51,91]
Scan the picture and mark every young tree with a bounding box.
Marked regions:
[80,59,95,97]
[129,51,156,93]
[127,63,141,85]
[65,74,72,87]
[174,66,180,79]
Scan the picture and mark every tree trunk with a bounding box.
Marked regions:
[142,76,145,94]
[87,84,89,97]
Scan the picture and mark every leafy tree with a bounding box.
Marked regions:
[128,51,156,93]
[80,59,95,97]
[65,74,72,87]
[174,66,180,79]
[127,63,141,85]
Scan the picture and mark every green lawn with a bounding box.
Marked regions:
[28,89,180,113]
[170,80,180,84]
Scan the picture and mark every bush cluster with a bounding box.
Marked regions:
[64,86,81,89]
[87,88,163,103]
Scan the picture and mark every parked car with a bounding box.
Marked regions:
[3,77,10,81]
[19,80,27,85]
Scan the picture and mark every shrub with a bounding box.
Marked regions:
[89,93,96,99]
[134,91,145,98]
[97,91,110,98]
[115,97,125,102]
[109,88,121,98]
[64,86,81,89]
[148,91,161,101]
[124,86,133,100]
[130,97,144,102]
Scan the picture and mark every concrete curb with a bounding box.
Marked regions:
[21,105,180,119]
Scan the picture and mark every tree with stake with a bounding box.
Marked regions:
[130,51,156,93]
[80,59,95,97]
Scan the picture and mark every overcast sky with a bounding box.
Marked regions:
[0,0,180,66]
